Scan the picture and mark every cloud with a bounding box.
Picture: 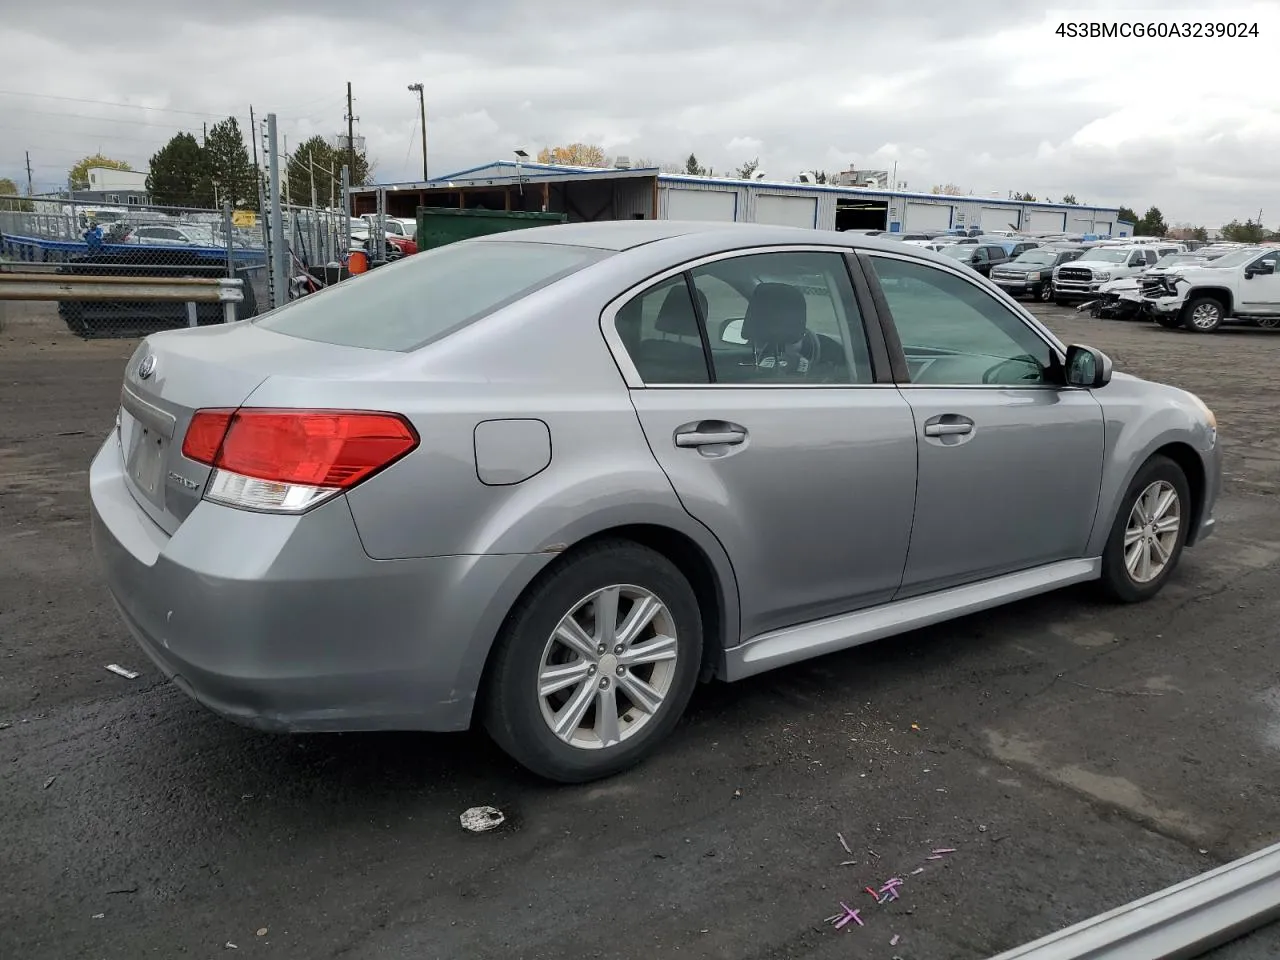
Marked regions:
[1,0,1276,226]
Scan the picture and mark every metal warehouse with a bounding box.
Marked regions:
[350,160,1129,237]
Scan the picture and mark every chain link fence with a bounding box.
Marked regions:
[1,195,352,339]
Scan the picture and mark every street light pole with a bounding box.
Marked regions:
[407,83,428,181]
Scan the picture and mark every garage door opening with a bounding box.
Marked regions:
[836,198,887,231]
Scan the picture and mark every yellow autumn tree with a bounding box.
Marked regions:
[536,143,608,167]
[68,154,133,190]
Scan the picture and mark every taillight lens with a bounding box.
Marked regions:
[182,409,419,513]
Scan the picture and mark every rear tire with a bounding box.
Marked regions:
[482,540,703,783]
[1098,455,1190,603]
[1181,296,1224,333]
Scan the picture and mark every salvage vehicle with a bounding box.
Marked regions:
[1085,252,1222,320]
[90,221,1221,782]
[1142,246,1280,332]
[990,246,1085,301]
[1052,243,1182,305]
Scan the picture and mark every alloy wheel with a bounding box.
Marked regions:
[1123,480,1181,583]
[1190,302,1222,330]
[537,585,678,750]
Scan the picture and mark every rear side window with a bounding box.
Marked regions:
[256,240,609,351]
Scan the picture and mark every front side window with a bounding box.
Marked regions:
[1250,251,1279,272]
[868,255,1056,387]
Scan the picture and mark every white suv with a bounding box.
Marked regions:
[1052,243,1184,304]
[1142,246,1280,332]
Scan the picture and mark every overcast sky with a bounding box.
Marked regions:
[3,0,1276,226]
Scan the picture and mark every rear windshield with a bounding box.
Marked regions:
[255,240,609,351]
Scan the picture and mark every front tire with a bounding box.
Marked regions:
[1037,283,1053,302]
[482,540,703,783]
[1182,296,1224,333]
[1098,455,1190,603]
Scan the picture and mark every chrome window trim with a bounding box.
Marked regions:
[599,243,883,390]
[861,248,1071,391]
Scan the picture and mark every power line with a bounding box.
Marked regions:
[0,89,232,118]
[1,106,251,130]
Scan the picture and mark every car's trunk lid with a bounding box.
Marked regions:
[117,322,396,534]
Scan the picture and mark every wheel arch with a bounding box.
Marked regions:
[474,519,741,718]
[1152,441,1207,546]
[1185,286,1234,314]
[1088,433,1211,556]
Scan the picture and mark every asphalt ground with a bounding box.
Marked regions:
[3,301,1280,959]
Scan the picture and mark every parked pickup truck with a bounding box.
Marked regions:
[1052,242,1183,305]
[990,246,1086,301]
[1142,246,1280,332]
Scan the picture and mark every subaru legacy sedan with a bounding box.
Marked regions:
[90,221,1221,783]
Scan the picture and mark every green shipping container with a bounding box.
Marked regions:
[416,207,567,252]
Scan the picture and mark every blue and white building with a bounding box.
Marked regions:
[350,160,1131,238]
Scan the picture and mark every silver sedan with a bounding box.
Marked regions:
[90,221,1221,782]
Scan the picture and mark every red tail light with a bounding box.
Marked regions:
[182,409,418,509]
[181,409,234,463]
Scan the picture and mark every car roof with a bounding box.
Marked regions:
[471,219,965,257]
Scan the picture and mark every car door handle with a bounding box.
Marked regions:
[674,423,747,447]
[923,422,972,437]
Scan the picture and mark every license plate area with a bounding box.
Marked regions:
[121,408,167,507]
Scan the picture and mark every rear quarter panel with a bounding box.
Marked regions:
[241,255,742,636]
[1084,373,1219,555]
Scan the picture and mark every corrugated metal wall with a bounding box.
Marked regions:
[661,180,1121,236]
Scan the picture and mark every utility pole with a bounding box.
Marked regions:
[340,164,350,246]
[25,151,33,196]
[266,113,288,310]
[345,82,358,186]
[407,82,428,181]
[202,121,207,146]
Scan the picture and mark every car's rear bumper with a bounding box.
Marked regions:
[89,434,550,733]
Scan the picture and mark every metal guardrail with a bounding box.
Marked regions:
[988,840,1280,960]
[0,273,244,326]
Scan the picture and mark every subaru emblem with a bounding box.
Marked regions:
[137,354,157,380]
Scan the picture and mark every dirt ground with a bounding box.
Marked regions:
[3,301,1280,959]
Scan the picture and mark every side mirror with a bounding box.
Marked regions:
[1245,261,1275,278]
[1064,344,1112,388]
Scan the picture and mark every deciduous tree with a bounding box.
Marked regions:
[68,154,132,190]
[536,143,607,167]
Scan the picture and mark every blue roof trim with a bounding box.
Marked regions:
[373,160,1120,216]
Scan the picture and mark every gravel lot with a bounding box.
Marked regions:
[3,301,1280,959]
